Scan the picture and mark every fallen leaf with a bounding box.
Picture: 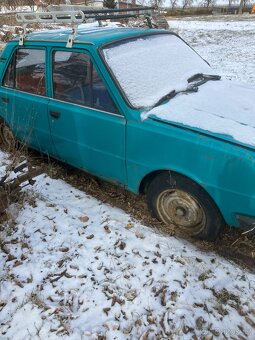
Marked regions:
[79,216,89,223]
[135,231,145,239]
[59,247,69,252]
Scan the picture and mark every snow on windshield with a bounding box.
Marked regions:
[103,34,212,108]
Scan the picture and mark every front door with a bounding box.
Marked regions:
[0,47,53,154]
[48,49,126,185]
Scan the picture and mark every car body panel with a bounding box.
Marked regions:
[48,98,127,185]
[126,117,255,226]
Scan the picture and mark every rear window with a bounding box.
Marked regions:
[3,49,46,96]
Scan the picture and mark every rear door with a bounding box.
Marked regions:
[48,48,126,185]
[0,47,53,153]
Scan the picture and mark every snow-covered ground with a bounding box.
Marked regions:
[1,16,255,340]
[169,16,255,84]
[0,151,255,339]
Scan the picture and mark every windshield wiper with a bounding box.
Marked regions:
[188,73,221,85]
[151,73,221,109]
[152,85,198,109]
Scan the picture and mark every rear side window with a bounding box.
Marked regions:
[52,50,119,114]
[3,49,46,96]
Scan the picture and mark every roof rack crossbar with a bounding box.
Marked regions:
[81,6,155,15]
[90,14,139,20]
[16,11,85,24]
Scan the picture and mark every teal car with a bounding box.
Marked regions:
[0,25,254,240]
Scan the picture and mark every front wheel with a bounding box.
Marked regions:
[147,172,225,241]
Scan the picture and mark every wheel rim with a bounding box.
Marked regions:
[1,125,15,149]
[156,189,206,235]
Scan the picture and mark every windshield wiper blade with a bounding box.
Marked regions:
[188,73,221,83]
[153,86,198,109]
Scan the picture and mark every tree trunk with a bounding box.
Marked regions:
[238,0,244,14]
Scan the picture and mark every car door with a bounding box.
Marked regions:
[48,48,127,185]
[0,47,54,154]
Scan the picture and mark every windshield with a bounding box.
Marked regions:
[102,34,214,108]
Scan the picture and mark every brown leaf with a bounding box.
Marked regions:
[86,234,94,240]
[6,254,17,262]
[59,247,69,252]
[27,276,33,283]
[245,316,255,328]
[13,279,24,288]
[104,225,111,234]
[124,290,137,301]
[135,231,145,239]
[171,291,177,302]
[111,295,125,306]
[125,223,134,230]
[196,316,205,330]
[103,307,111,315]
[79,216,89,223]
[21,242,29,249]
[64,272,73,279]
[20,254,27,261]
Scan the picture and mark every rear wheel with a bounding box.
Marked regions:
[147,172,225,241]
[0,122,16,150]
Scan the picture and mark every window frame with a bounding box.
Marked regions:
[50,48,122,116]
[2,46,47,97]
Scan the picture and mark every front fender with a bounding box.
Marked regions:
[126,119,255,227]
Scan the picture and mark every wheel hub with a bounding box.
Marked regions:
[156,189,206,234]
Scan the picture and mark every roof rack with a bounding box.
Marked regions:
[16,11,85,47]
[15,6,158,48]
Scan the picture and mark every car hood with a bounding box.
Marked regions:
[143,80,255,149]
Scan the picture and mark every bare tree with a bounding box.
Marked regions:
[201,0,216,8]
[170,0,178,9]
[182,0,193,9]
[150,0,164,8]
[238,0,250,13]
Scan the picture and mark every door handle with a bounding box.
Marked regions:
[1,97,9,104]
[50,111,61,119]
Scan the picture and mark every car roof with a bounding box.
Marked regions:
[13,25,166,47]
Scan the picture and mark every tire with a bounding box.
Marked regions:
[0,122,17,150]
[147,171,225,241]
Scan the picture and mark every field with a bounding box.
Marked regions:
[0,16,255,340]
[169,15,255,84]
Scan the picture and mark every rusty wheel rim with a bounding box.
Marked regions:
[156,189,206,235]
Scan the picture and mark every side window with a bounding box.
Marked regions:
[52,50,119,114]
[3,48,46,96]
[53,51,91,106]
